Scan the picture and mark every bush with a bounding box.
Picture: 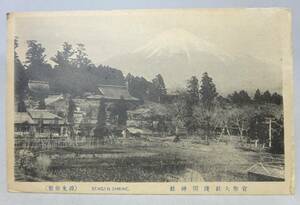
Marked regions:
[17,149,36,176]
[35,154,51,176]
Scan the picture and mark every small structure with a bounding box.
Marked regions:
[247,163,284,181]
[15,112,35,134]
[86,84,139,102]
[45,94,68,116]
[28,80,50,94]
[27,109,68,136]
[45,94,64,105]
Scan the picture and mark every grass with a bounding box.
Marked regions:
[15,136,284,182]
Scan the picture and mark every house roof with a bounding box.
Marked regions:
[27,109,63,120]
[28,80,49,94]
[45,94,64,105]
[247,163,284,179]
[15,112,34,124]
[90,84,138,101]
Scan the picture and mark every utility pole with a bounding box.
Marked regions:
[264,117,274,148]
[268,118,272,147]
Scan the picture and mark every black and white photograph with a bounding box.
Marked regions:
[7,9,294,194]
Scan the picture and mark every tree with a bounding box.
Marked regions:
[216,95,229,107]
[227,91,239,104]
[183,106,199,135]
[51,42,75,68]
[152,74,167,103]
[171,90,187,131]
[183,77,200,134]
[271,92,283,105]
[25,40,53,82]
[67,97,76,124]
[117,97,128,126]
[248,114,269,144]
[14,37,28,111]
[238,90,251,104]
[67,97,76,138]
[126,73,153,101]
[262,90,272,103]
[94,100,109,143]
[228,90,251,105]
[254,89,262,103]
[227,106,255,139]
[25,40,47,66]
[199,72,218,110]
[187,76,200,105]
[193,106,214,143]
[72,43,92,69]
[110,96,128,126]
[270,115,284,154]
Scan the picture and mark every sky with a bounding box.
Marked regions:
[12,9,290,94]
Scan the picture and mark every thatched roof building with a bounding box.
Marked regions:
[86,84,138,101]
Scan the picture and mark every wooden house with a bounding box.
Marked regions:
[27,109,68,136]
[14,112,35,134]
[86,84,139,102]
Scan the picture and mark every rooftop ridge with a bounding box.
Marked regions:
[28,80,49,84]
[97,84,127,89]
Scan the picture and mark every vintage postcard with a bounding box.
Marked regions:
[6,9,294,194]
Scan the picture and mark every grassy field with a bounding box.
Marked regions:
[15,136,284,182]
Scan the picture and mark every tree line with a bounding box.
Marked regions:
[172,72,283,153]
[15,39,126,98]
[15,39,168,105]
[227,89,282,105]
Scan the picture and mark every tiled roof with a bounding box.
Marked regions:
[15,112,34,124]
[45,94,64,105]
[94,84,138,101]
[27,109,63,120]
[28,80,49,93]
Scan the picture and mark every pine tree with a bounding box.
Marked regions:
[262,90,272,103]
[183,76,200,134]
[116,96,128,126]
[94,100,109,142]
[187,76,200,105]
[228,90,251,105]
[67,97,76,124]
[270,115,284,154]
[25,40,47,66]
[25,40,52,82]
[72,43,92,69]
[66,97,76,138]
[14,37,28,111]
[152,74,167,102]
[254,89,262,103]
[199,72,218,110]
[51,42,75,68]
[271,92,283,105]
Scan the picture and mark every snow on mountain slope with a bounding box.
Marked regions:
[104,28,282,94]
[132,28,231,62]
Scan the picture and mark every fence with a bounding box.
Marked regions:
[14,136,86,150]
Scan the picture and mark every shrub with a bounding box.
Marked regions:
[35,154,51,176]
[17,149,36,176]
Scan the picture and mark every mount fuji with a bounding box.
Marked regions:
[104,28,282,94]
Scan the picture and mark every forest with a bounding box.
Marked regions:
[15,39,168,103]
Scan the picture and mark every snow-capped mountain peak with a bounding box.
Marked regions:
[133,28,230,62]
